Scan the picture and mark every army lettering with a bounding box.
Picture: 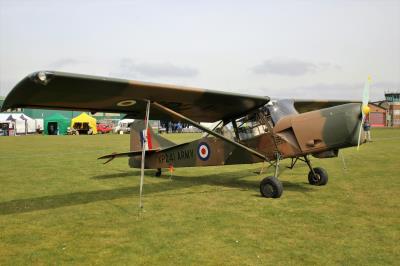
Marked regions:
[158,149,194,163]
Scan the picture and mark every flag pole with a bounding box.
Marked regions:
[139,100,151,212]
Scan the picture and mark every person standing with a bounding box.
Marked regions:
[363,120,371,142]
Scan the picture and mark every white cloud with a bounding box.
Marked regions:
[48,58,82,69]
[114,58,199,79]
[251,58,340,76]
[254,81,400,101]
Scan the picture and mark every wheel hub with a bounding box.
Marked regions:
[262,184,274,197]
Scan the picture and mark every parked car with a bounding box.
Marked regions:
[97,123,113,134]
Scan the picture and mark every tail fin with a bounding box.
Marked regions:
[130,120,176,151]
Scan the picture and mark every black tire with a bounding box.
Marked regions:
[155,168,162,177]
[308,167,328,186]
[260,176,283,198]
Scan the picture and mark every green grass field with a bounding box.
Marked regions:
[0,129,399,265]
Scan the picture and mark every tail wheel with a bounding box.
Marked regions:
[260,176,283,198]
[308,167,328,186]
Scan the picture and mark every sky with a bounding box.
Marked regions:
[0,0,399,101]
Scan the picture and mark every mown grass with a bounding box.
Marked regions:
[0,129,399,265]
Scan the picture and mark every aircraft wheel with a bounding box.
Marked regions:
[308,167,328,186]
[155,168,162,177]
[260,176,283,198]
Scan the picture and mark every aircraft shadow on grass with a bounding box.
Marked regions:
[0,168,313,216]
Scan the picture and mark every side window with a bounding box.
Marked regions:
[236,114,267,140]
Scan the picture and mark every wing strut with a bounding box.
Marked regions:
[151,101,267,161]
[139,99,151,212]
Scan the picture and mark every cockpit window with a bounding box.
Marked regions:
[203,121,235,140]
[204,104,281,141]
[267,99,298,124]
[235,110,269,140]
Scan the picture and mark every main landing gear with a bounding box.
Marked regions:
[260,153,283,198]
[304,157,328,186]
[259,155,329,198]
[287,156,329,186]
[260,176,283,198]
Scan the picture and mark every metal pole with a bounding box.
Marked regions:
[274,153,280,178]
[340,152,347,170]
[139,100,151,210]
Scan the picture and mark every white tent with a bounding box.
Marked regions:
[19,114,36,133]
[0,113,36,134]
[34,118,44,132]
[114,119,134,134]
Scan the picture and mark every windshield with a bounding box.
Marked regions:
[267,99,298,124]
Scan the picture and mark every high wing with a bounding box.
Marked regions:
[293,99,359,113]
[1,71,269,122]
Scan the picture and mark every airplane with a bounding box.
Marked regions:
[1,71,371,199]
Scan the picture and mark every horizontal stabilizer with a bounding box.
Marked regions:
[99,142,192,164]
[98,149,159,164]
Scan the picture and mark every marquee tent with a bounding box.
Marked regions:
[0,113,36,134]
[44,113,70,135]
[71,113,97,134]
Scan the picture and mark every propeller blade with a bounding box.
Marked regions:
[362,76,371,106]
[357,77,371,150]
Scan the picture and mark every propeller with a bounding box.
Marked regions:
[356,76,371,150]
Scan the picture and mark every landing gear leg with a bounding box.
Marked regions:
[304,156,328,186]
[155,168,162,177]
[259,153,283,198]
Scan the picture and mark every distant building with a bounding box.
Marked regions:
[0,97,124,123]
[21,108,124,121]
[368,103,388,127]
[385,91,400,127]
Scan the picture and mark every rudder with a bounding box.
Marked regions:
[130,120,176,151]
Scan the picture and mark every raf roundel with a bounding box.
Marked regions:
[197,142,211,161]
[117,100,136,107]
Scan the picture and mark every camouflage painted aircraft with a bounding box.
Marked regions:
[1,71,370,198]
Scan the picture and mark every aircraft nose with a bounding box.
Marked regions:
[345,103,363,146]
[319,103,362,148]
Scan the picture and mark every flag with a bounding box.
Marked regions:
[140,127,153,151]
